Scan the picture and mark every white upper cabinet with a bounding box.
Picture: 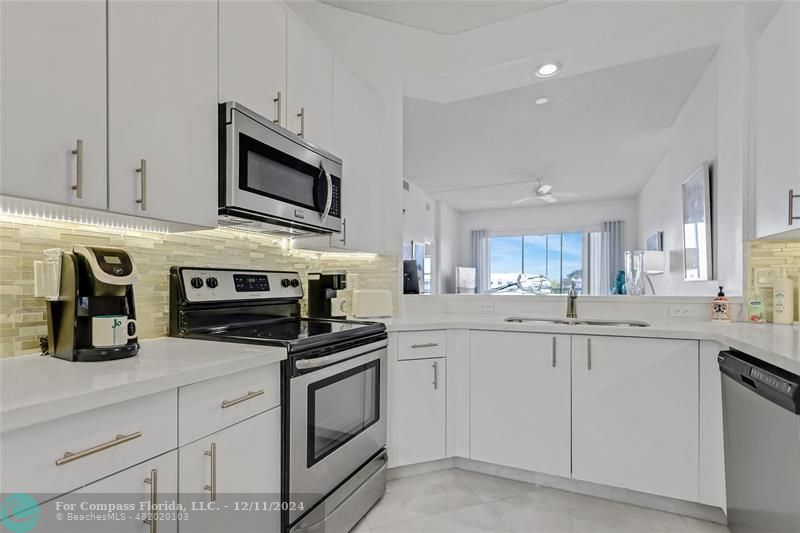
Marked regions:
[571,336,699,502]
[295,61,388,252]
[286,15,333,149]
[219,0,287,125]
[754,2,800,239]
[107,0,218,227]
[329,63,387,252]
[470,331,571,478]
[1,0,107,210]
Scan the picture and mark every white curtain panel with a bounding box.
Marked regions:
[600,221,624,294]
[471,230,489,294]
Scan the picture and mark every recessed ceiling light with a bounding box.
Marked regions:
[535,62,561,78]
[534,97,549,105]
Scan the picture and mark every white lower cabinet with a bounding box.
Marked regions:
[179,407,281,533]
[470,331,571,477]
[571,336,700,501]
[35,451,179,533]
[389,357,446,467]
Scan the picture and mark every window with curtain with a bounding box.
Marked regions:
[488,232,597,294]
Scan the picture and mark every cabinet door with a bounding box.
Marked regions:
[286,15,333,148]
[0,0,107,210]
[179,408,281,533]
[294,62,386,252]
[754,2,800,239]
[330,63,385,252]
[36,451,179,533]
[470,331,571,477]
[108,0,217,227]
[219,0,286,125]
[572,336,699,501]
[389,358,446,467]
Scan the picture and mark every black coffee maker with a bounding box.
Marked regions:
[307,272,347,318]
[44,245,139,362]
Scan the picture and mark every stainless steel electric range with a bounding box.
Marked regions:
[169,267,388,533]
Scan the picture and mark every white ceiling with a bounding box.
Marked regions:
[319,1,562,35]
[403,46,718,211]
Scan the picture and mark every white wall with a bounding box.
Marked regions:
[638,8,753,297]
[436,201,462,293]
[457,198,639,267]
[402,179,436,244]
[637,55,719,296]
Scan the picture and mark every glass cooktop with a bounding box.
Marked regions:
[204,317,386,352]
[219,318,374,341]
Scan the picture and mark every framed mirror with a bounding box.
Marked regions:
[681,162,713,281]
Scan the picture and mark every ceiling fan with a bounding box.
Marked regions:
[512,179,578,205]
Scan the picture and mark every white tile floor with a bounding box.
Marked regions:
[353,469,730,533]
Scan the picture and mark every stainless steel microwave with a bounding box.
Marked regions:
[218,102,342,236]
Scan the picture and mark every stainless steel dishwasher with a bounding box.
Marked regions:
[718,350,800,533]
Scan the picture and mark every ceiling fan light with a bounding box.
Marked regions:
[537,183,553,195]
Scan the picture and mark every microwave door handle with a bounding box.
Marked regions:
[320,163,333,223]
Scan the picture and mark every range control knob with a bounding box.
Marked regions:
[206,277,219,289]
[290,279,300,288]
[281,278,291,288]
[190,277,204,289]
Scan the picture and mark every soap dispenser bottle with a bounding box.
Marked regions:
[773,270,795,324]
[711,286,731,322]
[747,285,766,323]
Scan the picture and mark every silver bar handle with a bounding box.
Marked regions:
[295,339,388,370]
[204,442,216,501]
[297,107,305,137]
[71,139,83,199]
[55,431,142,466]
[411,343,438,349]
[136,159,147,211]
[320,163,332,223]
[432,361,439,390]
[143,468,157,533]
[273,91,282,125]
[221,389,264,409]
[552,337,557,368]
[790,189,799,225]
[587,338,592,371]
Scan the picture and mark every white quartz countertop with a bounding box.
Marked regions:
[0,337,287,432]
[384,315,800,375]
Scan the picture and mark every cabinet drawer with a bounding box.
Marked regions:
[179,363,280,446]
[0,390,176,502]
[397,330,447,360]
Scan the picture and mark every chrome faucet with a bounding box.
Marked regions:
[566,281,578,319]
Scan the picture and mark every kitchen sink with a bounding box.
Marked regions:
[572,319,650,327]
[504,317,650,327]
[504,317,573,325]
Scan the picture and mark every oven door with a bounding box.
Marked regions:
[289,339,387,524]
[222,103,342,232]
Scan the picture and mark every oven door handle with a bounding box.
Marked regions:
[295,339,388,370]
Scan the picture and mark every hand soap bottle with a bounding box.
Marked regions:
[773,270,795,324]
[711,286,731,322]
[747,286,766,323]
